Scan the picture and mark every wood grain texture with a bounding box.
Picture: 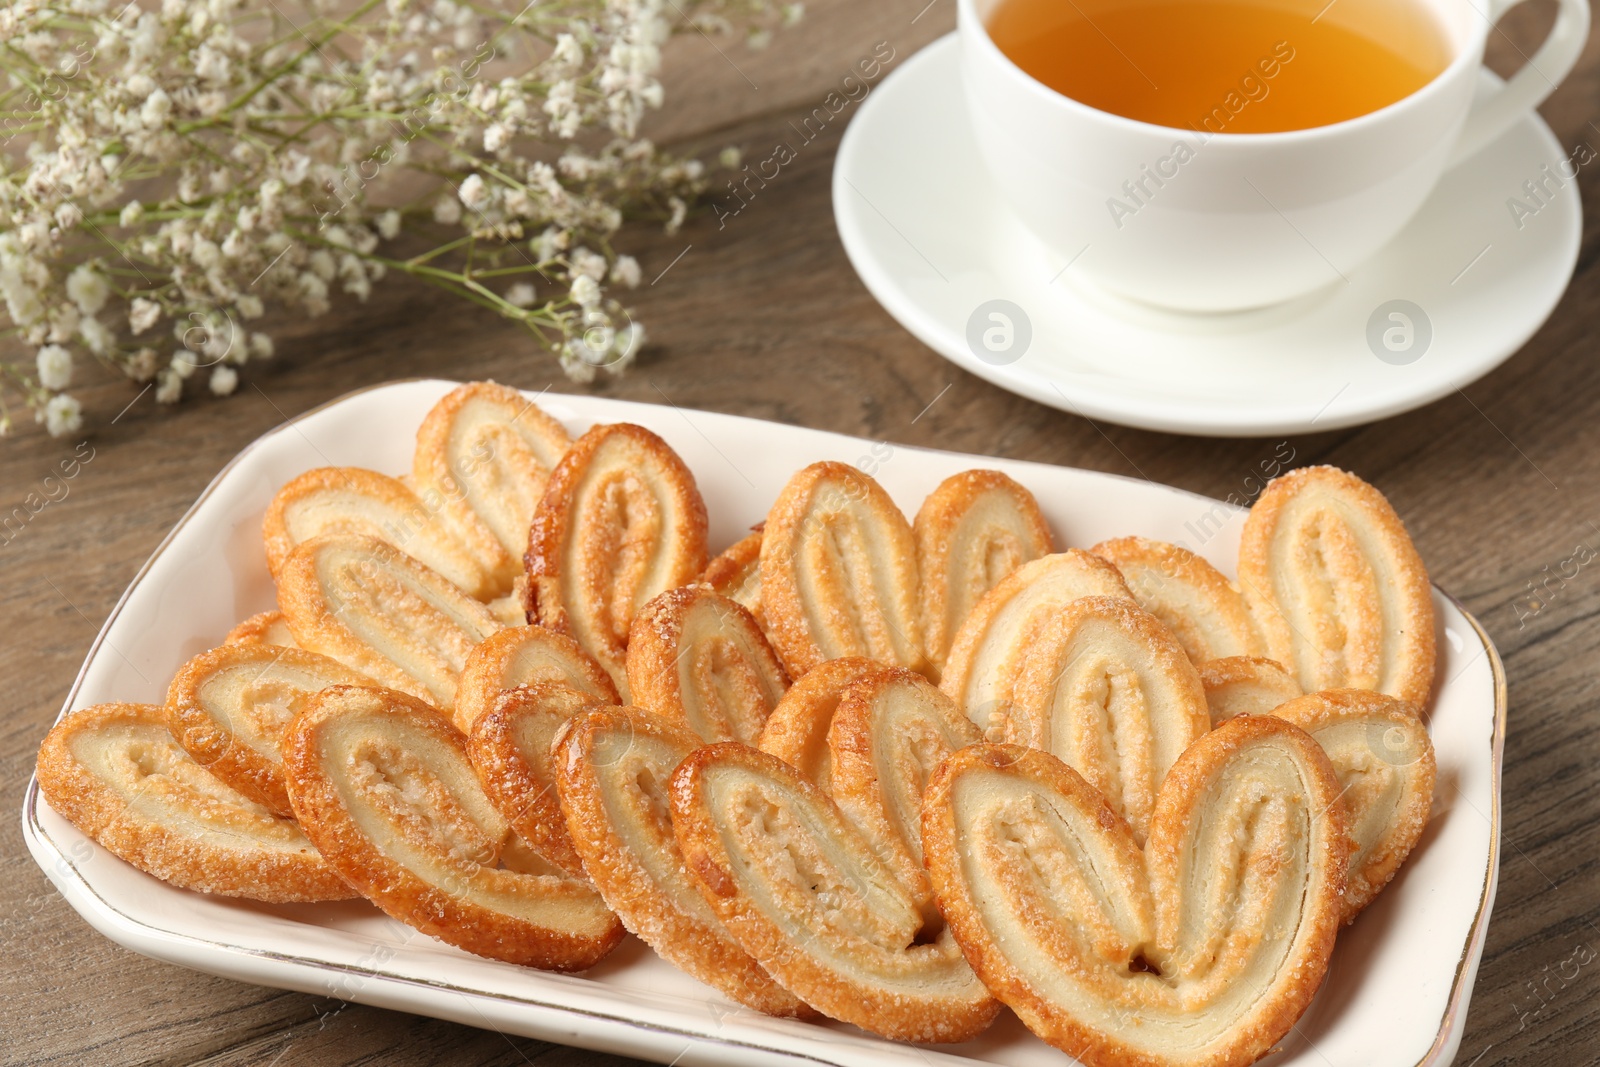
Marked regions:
[3,5,1599,1064]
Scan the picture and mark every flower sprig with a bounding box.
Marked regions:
[0,0,799,436]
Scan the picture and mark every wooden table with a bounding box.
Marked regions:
[5,4,1597,1064]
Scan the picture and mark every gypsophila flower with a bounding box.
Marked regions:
[80,316,112,355]
[0,0,799,437]
[458,174,488,209]
[611,255,642,288]
[571,248,607,281]
[66,266,109,316]
[42,394,82,437]
[569,274,601,307]
[155,368,183,404]
[127,348,159,382]
[129,299,161,335]
[36,345,73,390]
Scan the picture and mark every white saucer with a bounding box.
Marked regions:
[832,34,1582,437]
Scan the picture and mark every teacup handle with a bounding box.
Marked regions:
[1449,0,1590,165]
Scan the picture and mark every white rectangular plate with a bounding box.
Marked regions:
[23,379,1503,1067]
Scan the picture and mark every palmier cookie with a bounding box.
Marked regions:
[467,682,607,879]
[486,579,531,628]
[553,706,812,1017]
[760,461,928,679]
[626,587,789,744]
[277,533,503,710]
[166,643,371,815]
[826,667,980,917]
[915,469,1054,671]
[1198,655,1303,725]
[670,743,999,1042]
[413,382,573,594]
[225,610,298,648]
[264,466,492,599]
[283,685,622,969]
[756,657,882,793]
[923,716,1348,1067]
[939,550,1132,736]
[1273,689,1435,921]
[699,530,764,625]
[36,703,354,902]
[1239,465,1436,705]
[1008,596,1211,845]
[1091,536,1265,664]
[451,625,619,733]
[526,422,709,696]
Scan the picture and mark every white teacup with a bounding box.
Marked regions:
[959,0,1589,312]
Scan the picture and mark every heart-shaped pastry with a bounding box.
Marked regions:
[283,685,622,970]
[1272,688,1434,921]
[165,643,372,815]
[264,466,493,599]
[756,656,883,792]
[759,461,928,678]
[670,742,1000,1043]
[1092,536,1265,665]
[552,706,812,1017]
[923,715,1349,1067]
[1198,656,1302,725]
[452,624,619,733]
[36,702,355,902]
[224,610,298,648]
[277,533,503,710]
[413,381,573,594]
[700,529,764,625]
[915,469,1055,671]
[940,550,1133,737]
[1007,595,1211,845]
[526,422,710,697]
[467,681,611,879]
[826,666,981,917]
[627,586,789,744]
[1239,465,1436,706]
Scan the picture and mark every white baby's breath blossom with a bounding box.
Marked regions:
[42,393,82,437]
[0,0,800,437]
[80,316,112,355]
[66,266,109,315]
[611,255,642,288]
[571,247,607,281]
[458,173,488,209]
[127,348,159,382]
[552,33,584,68]
[433,196,463,224]
[154,367,183,403]
[129,298,161,335]
[569,274,600,307]
[36,345,73,390]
